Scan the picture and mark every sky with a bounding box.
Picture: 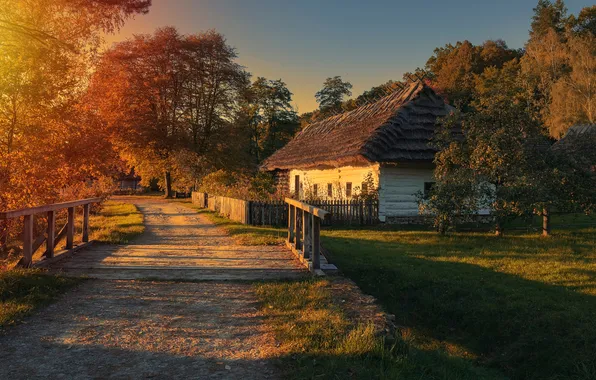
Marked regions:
[105,0,592,113]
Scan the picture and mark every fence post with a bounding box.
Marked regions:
[66,206,75,249]
[82,203,90,243]
[288,205,295,243]
[312,216,321,270]
[47,210,55,258]
[23,214,33,267]
[295,208,301,251]
[303,210,311,258]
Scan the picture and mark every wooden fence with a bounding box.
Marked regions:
[192,192,378,227]
[192,192,208,208]
[286,198,329,273]
[250,199,378,226]
[0,198,102,268]
[207,195,251,224]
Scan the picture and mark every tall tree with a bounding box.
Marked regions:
[88,27,248,196]
[0,0,149,249]
[246,78,299,162]
[424,40,520,108]
[315,76,353,114]
[530,0,569,37]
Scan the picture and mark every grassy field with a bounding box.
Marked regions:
[1,200,144,329]
[89,200,144,244]
[256,279,504,380]
[186,205,596,379]
[322,225,596,380]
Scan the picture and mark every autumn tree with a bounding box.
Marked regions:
[0,0,150,251]
[522,2,595,137]
[424,40,521,108]
[88,27,249,197]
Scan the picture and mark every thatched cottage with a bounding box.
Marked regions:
[261,81,454,222]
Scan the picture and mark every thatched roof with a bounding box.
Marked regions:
[552,124,596,152]
[261,81,453,171]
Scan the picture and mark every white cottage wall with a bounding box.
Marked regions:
[289,165,380,200]
[378,165,435,220]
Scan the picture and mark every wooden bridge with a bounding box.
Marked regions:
[1,196,332,279]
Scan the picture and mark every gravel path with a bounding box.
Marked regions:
[0,197,305,379]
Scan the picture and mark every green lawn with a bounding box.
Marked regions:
[322,225,596,380]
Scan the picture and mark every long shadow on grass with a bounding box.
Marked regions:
[323,235,596,380]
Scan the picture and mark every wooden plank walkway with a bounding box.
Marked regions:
[49,197,306,281]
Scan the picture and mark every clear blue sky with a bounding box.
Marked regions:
[106,0,592,113]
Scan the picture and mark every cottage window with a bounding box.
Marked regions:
[313,184,318,196]
[346,182,352,197]
[361,182,368,194]
[327,183,333,197]
[424,182,435,198]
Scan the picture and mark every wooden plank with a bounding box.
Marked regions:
[47,210,55,258]
[285,198,329,219]
[54,222,68,248]
[302,211,311,259]
[295,208,301,251]
[0,198,101,219]
[22,215,33,267]
[32,233,47,255]
[66,206,75,249]
[312,217,321,270]
[288,205,295,243]
[82,204,90,243]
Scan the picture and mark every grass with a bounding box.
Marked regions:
[322,225,596,380]
[171,199,596,378]
[0,269,81,328]
[255,279,504,380]
[89,200,144,244]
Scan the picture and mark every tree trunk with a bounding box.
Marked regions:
[542,207,551,237]
[495,219,503,237]
[164,171,173,198]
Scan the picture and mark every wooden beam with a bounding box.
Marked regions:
[288,204,295,243]
[312,217,321,270]
[22,215,33,268]
[303,211,311,259]
[285,198,329,219]
[82,204,90,243]
[66,207,75,249]
[0,197,101,220]
[294,208,301,251]
[47,210,55,258]
[32,234,47,255]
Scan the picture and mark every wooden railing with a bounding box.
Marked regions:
[0,198,102,268]
[285,198,329,272]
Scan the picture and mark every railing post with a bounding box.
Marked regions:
[66,206,75,249]
[82,204,90,243]
[295,208,301,251]
[312,216,321,270]
[288,204,295,243]
[47,211,55,258]
[23,214,33,267]
[303,210,311,258]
